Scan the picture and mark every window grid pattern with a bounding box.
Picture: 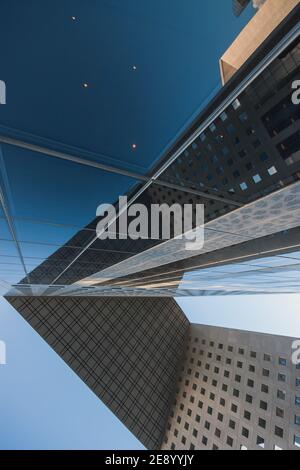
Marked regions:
[162,325,300,451]
[6,296,189,450]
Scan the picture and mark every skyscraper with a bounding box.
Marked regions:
[1,0,300,451]
[232,0,251,18]
[162,324,300,450]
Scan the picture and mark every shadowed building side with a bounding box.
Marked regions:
[5,296,189,450]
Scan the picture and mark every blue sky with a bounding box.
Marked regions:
[178,295,300,338]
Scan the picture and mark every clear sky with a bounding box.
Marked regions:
[177,294,300,338]
[0,0,265,451]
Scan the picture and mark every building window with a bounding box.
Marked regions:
[235,375,241,383]
[190,444,195,451]
[253,174,262,184]
[295,416,300,426]
[220,398,226,407]
[296,378,300,387]
[227,436,233,447]
[294,436,300,448]
[260,152,269,162]
[204,421,210,431]
[268,166,277,176]
[242,428,249,439]
[295,396,300,406]
[262,369,270,378]
[195,415,201,423]
[278,373,286,383]
[261,384,269,394]
[218,413,224,422]
[231,404,238,413]
[260,401,268,411]
[246,395,253,404]
[232,98,241,110]
[277,390,286,400]
[233,389,240,398]
[250,351,257,358]
[237,361,243,369]
[215,428,221,438]
[258,418,266,429]
[181,436,186,445]
[214,367,220,374]
[276,407,284,419]
[244,410,251,421]
[202,436,208,446]
[247,379,254,388]
[184,422,189,431]
[249,365,255,373]
[275,427,284,439]
[207,406,213,416]
[193,429,198,438]
[229,420,236,430]
[257,436,265,449]
[279,358,287,366]
[222,384,228,392]
[264,354,271,362]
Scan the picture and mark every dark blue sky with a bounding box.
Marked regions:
[0,1,255,450]
[0,0,253,172]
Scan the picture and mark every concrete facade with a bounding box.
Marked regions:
[162,324,300,450]
[221,0,299,84]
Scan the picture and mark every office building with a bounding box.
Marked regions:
[162,324,300,450]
